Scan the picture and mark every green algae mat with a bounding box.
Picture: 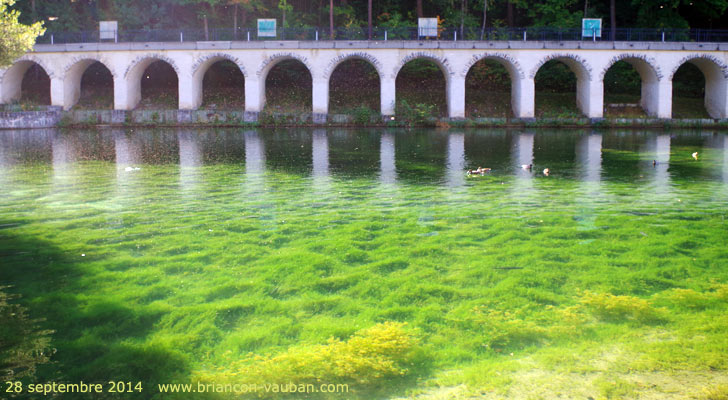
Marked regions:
[1,128,727,399]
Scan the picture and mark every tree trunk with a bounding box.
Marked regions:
[417,0,423,18]
[583,0,588,18]
[368,0,372,39]
[204,14,209,41]
[480,0,486,40]
[460,0,466,37]
[242,5,247,26]
[507,1,513,27]
[610,0,616,40]
[233,3,238,40]
[329,0,334,39]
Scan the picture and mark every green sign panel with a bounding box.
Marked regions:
[582,18,602,38]
[258,19,277,37]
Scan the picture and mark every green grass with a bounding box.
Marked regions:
[1,128,727,399]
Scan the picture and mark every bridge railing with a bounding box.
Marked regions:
[35,27,728,45]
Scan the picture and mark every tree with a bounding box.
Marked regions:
[0,0,44,67]
[368,0,372,39]
[480,0,487,40]
[610,0,616,39]
[329,0,334,39]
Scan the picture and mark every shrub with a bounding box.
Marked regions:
[579,291,664,323]
[470,306,548,350]
[396,100,436,126]
[352,106,376,125]
[198,322,419,397]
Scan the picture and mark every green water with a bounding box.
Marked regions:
[1,128,727,399]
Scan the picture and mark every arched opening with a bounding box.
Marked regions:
[264,59,311,113]
[603,61,645,118]
[202,60,245,110]
[139,60,178,109]
[396,58,447,118]
[16,63,51,106]
[77,62,114,109]
[329,59,380,115]
[672,62,709,119]
[465,59,513,118]
[534,60,578,117]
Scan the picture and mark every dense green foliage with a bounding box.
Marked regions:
[10,0,728,33]
[0,0,44,67]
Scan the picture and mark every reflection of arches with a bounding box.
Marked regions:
[670,55,728,119]
[464,54,522,117]
[600,55,661,117]
[0,60,52,105]
[63,58,115,110]
[329,58,380,113]
[123,55,180,109]
[532,54,595,117]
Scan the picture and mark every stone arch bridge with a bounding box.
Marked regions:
[1,40,727,121]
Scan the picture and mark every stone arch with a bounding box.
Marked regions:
[258,53,313,113]
[256,52,313,80]
[12,55,57,79]
[0,57,53,104]
[124,53,180,79]
[531,53,599,117]
[192,53,247,79]
[669,54,728,119]
[462,53,524,118]
[461,53,524,80]
[529,53,592,81]
[600,54,663,118]
[191,53,247,110]
[121,54,180,110]
[322,52,384,82]
[325,53,383,114]
[669,54,728,81]
[599,54,662,82]
[61,57,115,110]
[393,52,453,81]
[64,55,116,79]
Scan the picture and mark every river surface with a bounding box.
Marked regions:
[1,128,727,398]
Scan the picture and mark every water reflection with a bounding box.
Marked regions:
[575,133,603,231]
[52,132,78,190]
[445,132,466,188]
[576,133,602,184]
[379,132,397,185]
[312,129,330,180]
[178,129,203,193]
[244,130,266,195]
[511,132,536,202]
[643,134,672,197]
[113,130,143,192]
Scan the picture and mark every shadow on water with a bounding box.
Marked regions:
[0,222,191,399]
